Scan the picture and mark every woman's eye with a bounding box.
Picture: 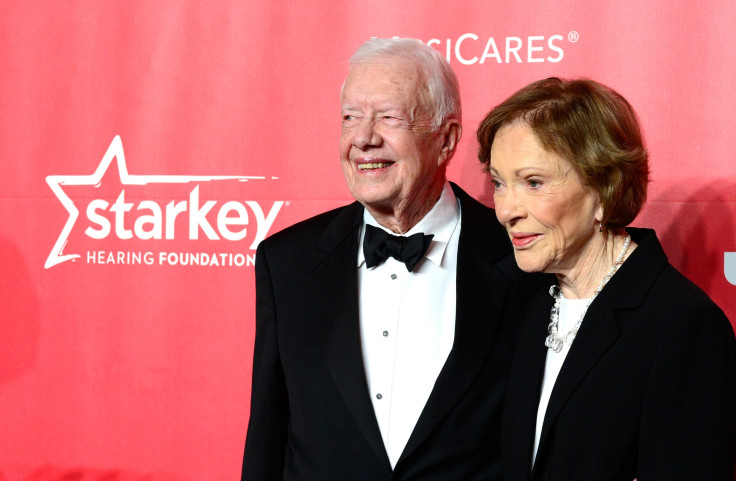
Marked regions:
[527,179,542,188]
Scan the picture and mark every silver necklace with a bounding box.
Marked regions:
[545,234,631,353]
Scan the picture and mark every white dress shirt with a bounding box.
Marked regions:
[532,296,591,467]
[357,182,461,468]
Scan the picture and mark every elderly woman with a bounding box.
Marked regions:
[477,77,736,481]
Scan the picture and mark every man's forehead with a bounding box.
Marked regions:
[342,59,426,107]
[345,57,423,86]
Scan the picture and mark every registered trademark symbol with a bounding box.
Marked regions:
[568,31,579,42]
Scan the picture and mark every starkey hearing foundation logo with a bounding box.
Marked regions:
[45,136,284,269]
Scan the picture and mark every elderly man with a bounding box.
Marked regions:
[241,38,536,480]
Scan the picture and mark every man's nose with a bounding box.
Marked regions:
[352,118,382,150]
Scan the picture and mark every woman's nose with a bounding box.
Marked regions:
[494,188,524,225]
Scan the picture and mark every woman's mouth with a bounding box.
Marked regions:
[510,233,540,248]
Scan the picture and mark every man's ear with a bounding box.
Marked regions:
[438,120,462,166]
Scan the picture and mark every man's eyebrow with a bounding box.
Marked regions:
[341,103,406,111]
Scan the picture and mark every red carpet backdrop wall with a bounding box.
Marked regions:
[1,1,734,480]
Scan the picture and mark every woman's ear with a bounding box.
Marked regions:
[594,200,604,230]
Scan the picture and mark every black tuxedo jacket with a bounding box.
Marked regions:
[502,228,736,481]
[241,183,544,480]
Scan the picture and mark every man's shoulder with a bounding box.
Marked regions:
[451,182,511,257]
[260,201,363,251]
[451,182,498,224]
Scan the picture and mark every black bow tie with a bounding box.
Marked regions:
[363,224,434,272]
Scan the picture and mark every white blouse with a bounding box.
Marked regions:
[532,296,592,467]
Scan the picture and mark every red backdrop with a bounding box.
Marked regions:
[1,1,734,480]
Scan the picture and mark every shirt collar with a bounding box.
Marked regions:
[358,182,461,267]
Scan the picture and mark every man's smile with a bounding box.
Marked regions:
[356,160,396,171]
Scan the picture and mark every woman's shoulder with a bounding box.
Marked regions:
[631,261,735,355]
[615,228,732,337]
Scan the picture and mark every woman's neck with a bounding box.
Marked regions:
[556,232,633,299]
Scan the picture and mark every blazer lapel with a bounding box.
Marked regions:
[318,203,391,467]
[504,292,551,481]
[398,186,513,463]
[513,228,668,479]
[533,289,620,474]
[537,229,669,450]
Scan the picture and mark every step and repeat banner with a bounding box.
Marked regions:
[1,1,734,480]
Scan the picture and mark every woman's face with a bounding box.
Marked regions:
[489,122,602,275]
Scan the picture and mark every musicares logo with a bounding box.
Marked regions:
[375,32,581,66]
[425,32,574,65]
[45,136,284,269]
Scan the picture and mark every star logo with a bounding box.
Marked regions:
[45,135,274,268]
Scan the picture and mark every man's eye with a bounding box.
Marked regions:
[342,115,361,126]
[382,116,404,125]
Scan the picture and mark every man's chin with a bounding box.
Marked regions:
[352,185,397,206]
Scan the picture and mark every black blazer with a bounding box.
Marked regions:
[502,228,736,481]
[242,183,544,480]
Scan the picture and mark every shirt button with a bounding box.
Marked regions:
[376,393,383,400]
[382,331,389,337]
[390,274,397,280]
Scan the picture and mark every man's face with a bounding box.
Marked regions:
[340,58,451,224]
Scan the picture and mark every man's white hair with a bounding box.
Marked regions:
[349,38,462,131]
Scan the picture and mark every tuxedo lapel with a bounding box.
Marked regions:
[399,186,513,464]
[317,203,391,467]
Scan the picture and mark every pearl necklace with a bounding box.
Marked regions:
[545,234,631,353]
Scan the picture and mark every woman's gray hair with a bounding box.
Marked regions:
[349,38,462,130]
